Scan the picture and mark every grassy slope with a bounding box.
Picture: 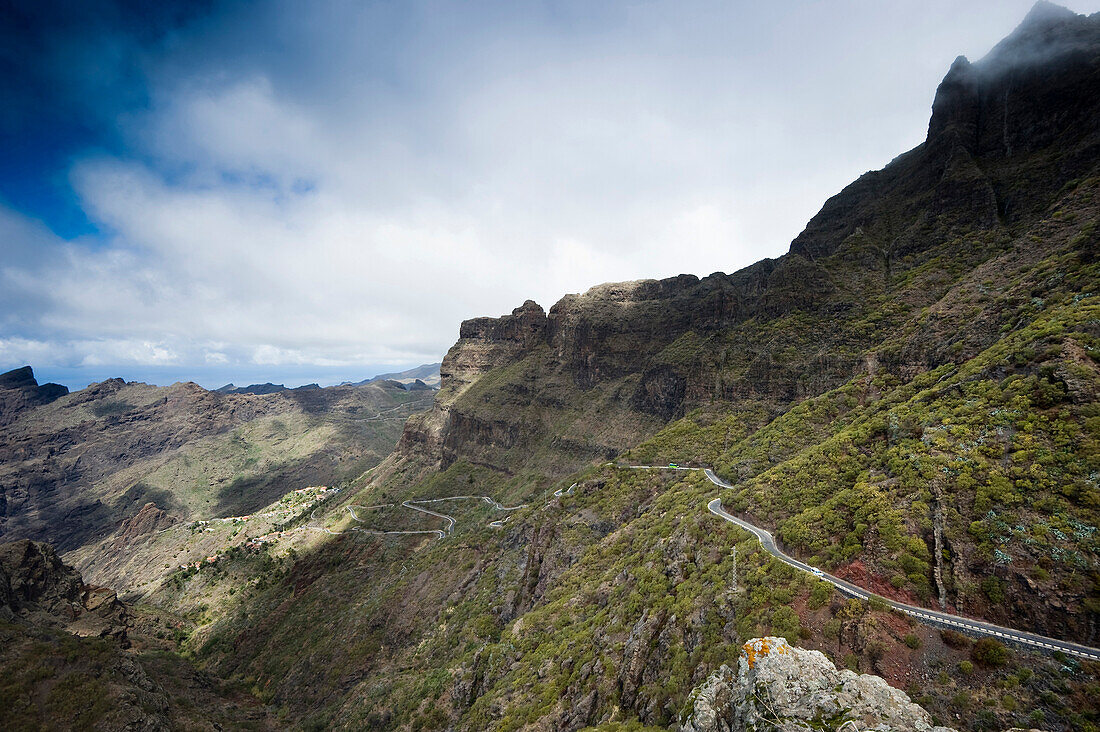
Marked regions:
[186,464,1098,731]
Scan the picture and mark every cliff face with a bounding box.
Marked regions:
[0,539,130,643]
[399,258,859,478]
[928,3,1100,158]
[398,5,1100,489]
[0,366,68,427]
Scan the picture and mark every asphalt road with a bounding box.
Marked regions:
[627,464,1100,662]
[309,495,526,538]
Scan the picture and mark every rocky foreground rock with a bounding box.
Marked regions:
[680,637,958,732]
[0,539,130,643]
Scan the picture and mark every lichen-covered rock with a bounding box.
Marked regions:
[681,637,958,732]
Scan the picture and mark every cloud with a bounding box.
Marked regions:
[3,0,1096,388]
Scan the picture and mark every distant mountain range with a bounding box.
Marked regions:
[213,381,321,395]
[216,362,442,395]
[343,362,442,389]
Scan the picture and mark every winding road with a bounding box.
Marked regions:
[624,464,1100,662]
[310,495,526,538]
[362,397,435,422]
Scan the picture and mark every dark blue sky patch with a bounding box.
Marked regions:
[0,0,229,237]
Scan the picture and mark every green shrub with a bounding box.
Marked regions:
[971,637,1009,667]
[904,634,921,649]
[980,576,1006,604]
[958,660,974,675]
[808,582,832,609]
[941,629,970,648]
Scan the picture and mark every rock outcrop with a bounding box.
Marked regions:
[680,637,955,732]
[0,539,130,643]
[0,366,68,427]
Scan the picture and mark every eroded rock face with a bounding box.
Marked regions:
[396,9,1100,487]
[0,366,68,427]
[793,5,1100,261]
[0,539,130,643]
[396,266,849,473]
[680,637,956,732]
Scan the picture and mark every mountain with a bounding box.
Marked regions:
[214,363,444,396]
[0,369,434,579]
[352,362,442,389]
[0,366,68,427]
[173,5,1100,731]
[215,382,322,395]
[3,4,1100,731]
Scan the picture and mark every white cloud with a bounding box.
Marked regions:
[4,0,1089,387]
[79,340,179,367]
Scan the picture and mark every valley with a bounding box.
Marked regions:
[2,3,1100,731]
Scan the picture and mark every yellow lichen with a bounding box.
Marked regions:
[742,637,789,669]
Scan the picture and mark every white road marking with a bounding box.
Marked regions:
[624,463,1100,662]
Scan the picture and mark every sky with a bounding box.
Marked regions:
[2,0,1097,391]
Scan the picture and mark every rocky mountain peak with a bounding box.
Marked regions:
[0,365,68,426]
[0,365,38,390]
[926,2,1100,153]
[1017,1,1079,34]
[926,55,980,144]
[458,299,547,343]
[984,1,1097,69]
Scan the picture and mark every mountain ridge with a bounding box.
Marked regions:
[3,4,1100,730]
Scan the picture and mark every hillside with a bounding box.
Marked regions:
[172,5,1099,731]
[0,367,433,591]
[2,4,1099,731]
[0,539,272,729]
